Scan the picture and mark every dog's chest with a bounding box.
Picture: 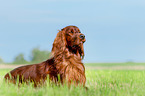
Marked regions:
[62,59,86,84]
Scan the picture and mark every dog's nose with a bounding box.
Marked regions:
[80,34,85,39]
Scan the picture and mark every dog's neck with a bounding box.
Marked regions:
[66,45,82,59]
[53,47,84,72]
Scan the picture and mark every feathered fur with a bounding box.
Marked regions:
[4,26,86,87]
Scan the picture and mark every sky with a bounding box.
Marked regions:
[0,0,145,63]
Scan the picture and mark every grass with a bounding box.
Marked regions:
[2,62,145,67]
[1,69,145,96]
[85,62,145,67]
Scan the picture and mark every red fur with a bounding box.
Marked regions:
[4,26,86,87]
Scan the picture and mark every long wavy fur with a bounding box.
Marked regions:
[4,26,86,87]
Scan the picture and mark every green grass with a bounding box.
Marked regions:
[85,62,145,67]
[1,69,145,96]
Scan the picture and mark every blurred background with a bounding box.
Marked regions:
[0,0,145,64]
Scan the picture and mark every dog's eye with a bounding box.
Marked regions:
[69,31,73,33]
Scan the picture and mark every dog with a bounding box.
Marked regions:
[4,26,86,88]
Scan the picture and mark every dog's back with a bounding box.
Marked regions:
[4,58,57,86]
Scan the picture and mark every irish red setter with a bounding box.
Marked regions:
[4,26,86,87]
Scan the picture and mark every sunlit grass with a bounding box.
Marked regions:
[85,62,145,66]
[1,69,145,96]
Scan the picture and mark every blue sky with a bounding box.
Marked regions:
[0,0,145,63]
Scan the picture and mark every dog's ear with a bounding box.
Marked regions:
[51,30,66,56]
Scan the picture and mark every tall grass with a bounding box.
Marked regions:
[1,69,145,96]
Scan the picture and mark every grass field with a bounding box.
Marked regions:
[0,66,145,96]
[85,62,145,66]
[1,62,145,70]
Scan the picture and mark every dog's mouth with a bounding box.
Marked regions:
[69,44,84,59]
[72,45,79,48]
[72,41,84,47]
[66,39,85,59]
[82,39,86,43]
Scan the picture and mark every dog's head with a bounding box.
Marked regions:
[52,26,86,59]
